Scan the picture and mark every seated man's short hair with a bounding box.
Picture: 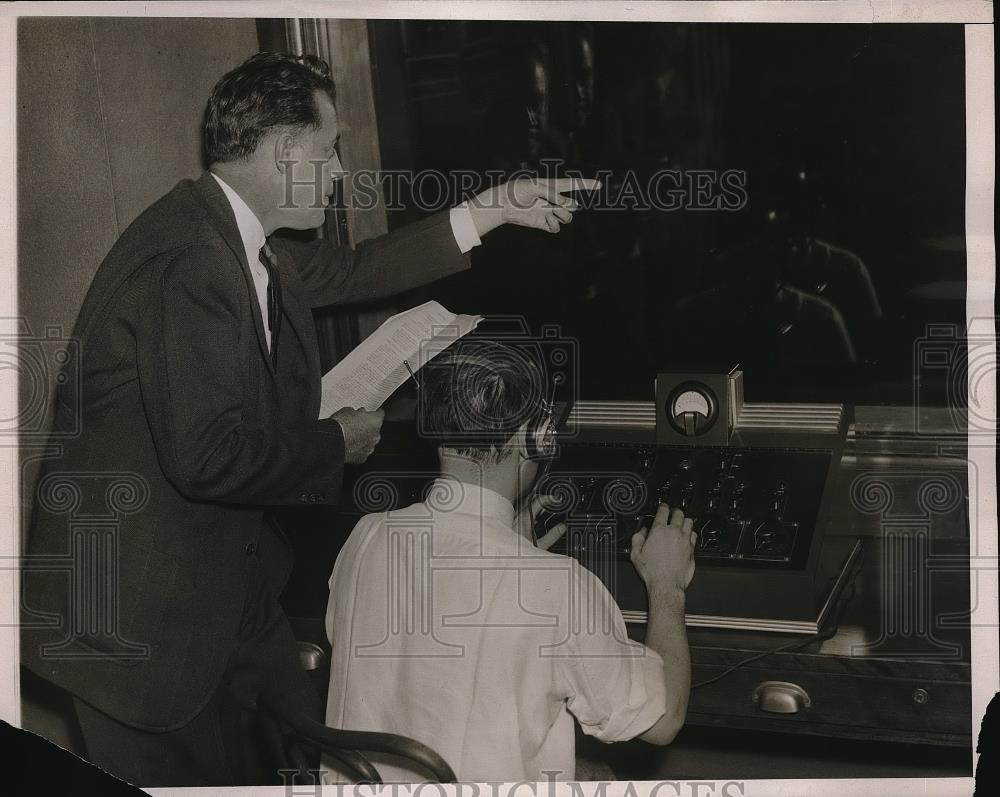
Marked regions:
[419,339,546,461]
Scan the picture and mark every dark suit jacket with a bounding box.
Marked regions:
[22,172,470,731]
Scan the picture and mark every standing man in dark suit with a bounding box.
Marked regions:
[21,52,594,787]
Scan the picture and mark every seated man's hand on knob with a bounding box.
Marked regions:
[466,177,602,237]
[331,407,385,464]
[630,504,697,599]
[514,493,568,551]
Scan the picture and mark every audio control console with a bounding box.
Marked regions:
[540,388,855,632]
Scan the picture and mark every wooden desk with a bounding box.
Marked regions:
[646,408,971,748]
[681,532,971,748]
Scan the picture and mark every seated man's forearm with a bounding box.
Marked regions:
[638,586,690,745]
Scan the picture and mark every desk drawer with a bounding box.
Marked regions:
[688,660,971,745]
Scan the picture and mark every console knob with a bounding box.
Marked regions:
[697,515,726,551]
[753,520,790,555]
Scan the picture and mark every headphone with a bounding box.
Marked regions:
[524,372,561,461]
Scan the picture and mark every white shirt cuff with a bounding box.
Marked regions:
[450,203,482,254]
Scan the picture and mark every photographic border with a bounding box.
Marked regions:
[0,2,994,796]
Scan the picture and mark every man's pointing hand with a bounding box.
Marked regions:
[466,177,601,237]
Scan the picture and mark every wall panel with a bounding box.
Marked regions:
[18,17,119,346]
[91,17,259,229]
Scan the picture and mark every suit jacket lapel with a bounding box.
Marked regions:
[192,172,275,377]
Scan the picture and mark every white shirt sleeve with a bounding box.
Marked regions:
[449,203,482,253]
[557,565,668,743]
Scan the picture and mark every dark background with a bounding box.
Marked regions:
[367,21,967,405]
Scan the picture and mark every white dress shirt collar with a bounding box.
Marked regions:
[210,172,273,348]
[426,476,517,531]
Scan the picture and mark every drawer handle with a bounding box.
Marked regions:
[752,681,811,714]
[297,641,327,671]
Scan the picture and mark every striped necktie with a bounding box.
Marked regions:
[258,242,283,368]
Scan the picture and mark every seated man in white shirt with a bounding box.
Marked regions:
[324,340,696,783]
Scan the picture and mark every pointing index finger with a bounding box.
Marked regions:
[539,177,602,195]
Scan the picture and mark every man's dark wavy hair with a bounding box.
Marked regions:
[204,52,336,164]
[419,339,546,463]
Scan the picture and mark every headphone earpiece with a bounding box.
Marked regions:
[525,373,562,461]
[524,413,546,461]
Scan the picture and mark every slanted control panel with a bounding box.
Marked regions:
[537,443,832,570]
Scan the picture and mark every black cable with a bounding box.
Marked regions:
[691,544,864,690]
[691,634,821,690]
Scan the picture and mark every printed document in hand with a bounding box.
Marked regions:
[319,301,482,416]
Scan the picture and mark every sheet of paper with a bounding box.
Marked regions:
[319,301,482,416]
